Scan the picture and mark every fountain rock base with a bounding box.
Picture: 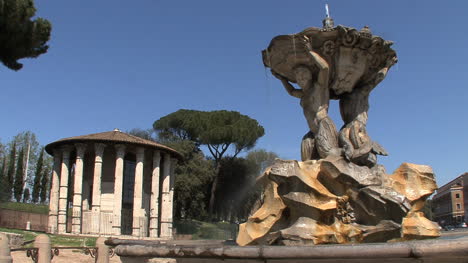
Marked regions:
[236,157,440,246]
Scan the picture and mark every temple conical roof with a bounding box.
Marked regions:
[45,129,181,159]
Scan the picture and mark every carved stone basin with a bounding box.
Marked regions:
[262,25,396,98]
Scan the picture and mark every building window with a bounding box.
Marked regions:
[456,193,460,198]
[457,204,461,210]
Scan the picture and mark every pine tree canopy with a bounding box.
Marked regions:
[0,0,52,70]
[154,109,265,216]
[153,109,265,160]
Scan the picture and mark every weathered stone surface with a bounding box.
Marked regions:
[387,163,437,204]
[237,158,440,246]
[236,179,286,246]
[353,185,410,225]
[401,212,440,240]
[276,217,362,245]
[320,156,382,188]
[359,220,401,243]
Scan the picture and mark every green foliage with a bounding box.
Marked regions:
[214,157,259,221]
[0,156,6,201]
[0,0,52,70]
[5,141,16,200]
[22,188,30,202]
[0,140,5,159]
[154,109,265,160]
[173,220,201,235]
[174,220,238,240]
[167,140,216,220]
[246,149,279,177]
[10,131,41,191]
[154,109,265,216]
[0,227,37,242]
[0,228,96,246]
[211,150,279,222]
[154,109,201,141]
[13,147,25,202]
[126,128,156,141]
[39,164,50,204]
[0,132,51,202]
[31,148,43,203]
[0,201,48,214]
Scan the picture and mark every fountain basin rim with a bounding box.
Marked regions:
[111,236,468,260]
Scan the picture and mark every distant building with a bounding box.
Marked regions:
[45,129,181,238]
[432,173,468,226]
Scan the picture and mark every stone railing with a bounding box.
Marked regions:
[0,233,112,263]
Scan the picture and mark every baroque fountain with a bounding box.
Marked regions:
[236,7,440,246]
[108,7,468,263]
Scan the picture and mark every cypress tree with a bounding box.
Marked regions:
[0,157,4,178]
[23,188,30,203]
[5,142,17,200]
[13,147,24,202]
[0,157,6,201]
[39,166,49,204]
[31,148,44,203]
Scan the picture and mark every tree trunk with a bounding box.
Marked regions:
[208,162,221,217]
[208,174,219,217]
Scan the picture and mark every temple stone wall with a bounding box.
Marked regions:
[45,129,179,238]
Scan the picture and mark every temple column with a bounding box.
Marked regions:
[132,147,145,237]
[58,146,71,234]
[160,153,172,238]
[168,158,177,238]
[149,150,161,237]
[112,144,126,236]
[48,149,61,234]
[72,144,86,234]
[91,143,106,234]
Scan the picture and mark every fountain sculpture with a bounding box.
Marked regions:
[237,9,440,246]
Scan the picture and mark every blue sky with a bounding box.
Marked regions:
[1,0,467,186]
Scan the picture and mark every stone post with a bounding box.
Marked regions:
[96,237,109,263]
[160,153,172,238]
[112,144,126,236]
[0,233,12,263]
[58,146,71,234]
[34,234,51,263]
[72,143,86,234]
[91,143,106,234]
[48,149,61,234]
[149,150,161,237]
[132,147,145,237]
